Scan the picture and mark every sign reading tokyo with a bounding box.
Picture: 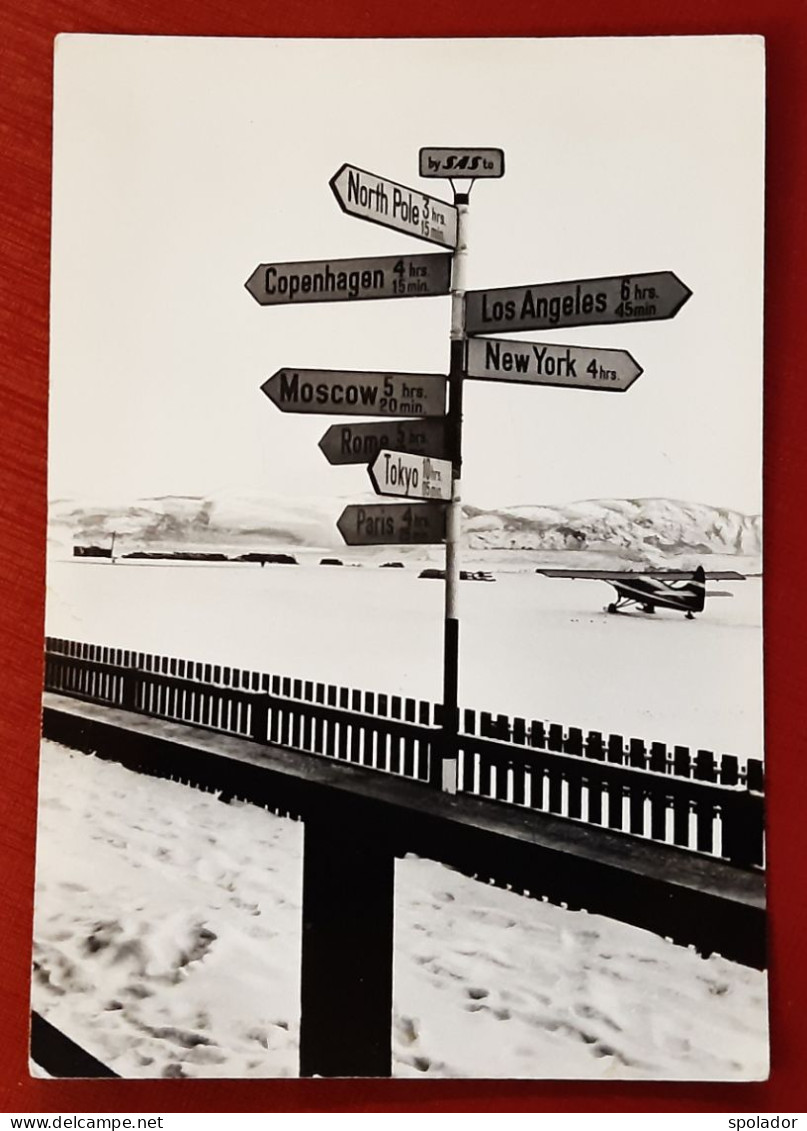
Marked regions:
[318,419,446,466]
[337,503,446,546]
[465,338,643,392]
[330,164,458,249]
[369,449,452,501]
[245,253,451,306]
[419,147,504,179]
[262,369,446,417]
[465,272,692,335]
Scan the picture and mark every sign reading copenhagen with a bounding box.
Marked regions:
[245,253,452,306]
[337,502,446,546]
[262,369,446,417]
[330,164,458,249]
[465,338,643,392]
[419,147,505,179]
[369,449,453,501]
[465,272,692,335]
[318,419,446,466]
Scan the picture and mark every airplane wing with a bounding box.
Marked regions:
[536,568,748,580]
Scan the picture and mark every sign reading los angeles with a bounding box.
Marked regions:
[465,338,643,392]
[318,419,447,466]
[245,253,452,306]
[465,272,692,335]
[419,147,505,179]
[369,449,453,501]
[262,369,446,417]
[330,164,458,249]
[337,503,446,546]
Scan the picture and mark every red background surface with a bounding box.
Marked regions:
[1,0,805,1114]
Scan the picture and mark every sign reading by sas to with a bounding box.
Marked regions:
[245,253,451,306]
[465,272,692,335]
[419,147,505,179]
[330,164,458,249]
[262,369,446,417]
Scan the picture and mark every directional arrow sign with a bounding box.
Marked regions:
[465,272,692,335]
[262,369,446,417]
[245,253,452,306]
[369,449,453,501]
[319,419,447,466]
[330,164,458,249]
[337,503,446,546]
[419,147,504,179]
[465,338,643,392]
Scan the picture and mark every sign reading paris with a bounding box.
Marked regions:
[465,272,692,334]
[245,253,451,306]
[330,164,458,249]
[419,147,504,179]
[337,503,446,546]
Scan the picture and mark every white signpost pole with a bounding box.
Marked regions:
[438,193,470,793]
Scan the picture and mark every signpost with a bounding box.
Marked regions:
[245,253,452,306]
[465,271,692,335]
[419,147,505,179]
[465,337,643,392]
[330,164,458,249]
[318,419,446,466]
[368,449,452,501]
[336,503,446,546]
[261,369,446,417]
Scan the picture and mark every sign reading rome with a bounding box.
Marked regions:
[419,147,505,179]
[245,253,452,306]
[465,272,692,335]
[261,369,446,417]
[330,164,458,249]
[369,449,453,501]
[337,503,446,546]
[465,338,643,392]
[318,419,447,466]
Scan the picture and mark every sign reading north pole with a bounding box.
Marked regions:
[465,272,692,335]
[262,369,446,417]
[369,449,452,501]
[337,503,446,546]
[465,338,643,392]
[245,253,452,306]
[330,164,458,249]
[419,147,505,179]
[318,419,447,466]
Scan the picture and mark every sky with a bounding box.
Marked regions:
[48,35,765,514]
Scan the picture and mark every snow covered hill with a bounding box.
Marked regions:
[49,491,761,568]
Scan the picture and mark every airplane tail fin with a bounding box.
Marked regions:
[687,565,707,612]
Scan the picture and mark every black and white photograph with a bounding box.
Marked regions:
[33,34,766,1081]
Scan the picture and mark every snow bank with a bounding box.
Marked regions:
[32,742,768,1080]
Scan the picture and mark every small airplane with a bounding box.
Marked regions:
[536,566,746,619]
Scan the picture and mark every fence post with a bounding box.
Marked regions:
[299,810,394,1078]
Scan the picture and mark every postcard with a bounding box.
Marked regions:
[33,34,766,1079]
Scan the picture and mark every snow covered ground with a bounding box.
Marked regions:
[45,558,763,759]
[32,741,768,1081]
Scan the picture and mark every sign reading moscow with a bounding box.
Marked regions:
[245,253,451,306]
[337,503,446,546]
[318,419,446,466]
[369,449,452,501]
[465,338,643,392]
[262,369,446,417]
[465,272,692,335]
[419,147,504,179]
[330,164,458,249]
